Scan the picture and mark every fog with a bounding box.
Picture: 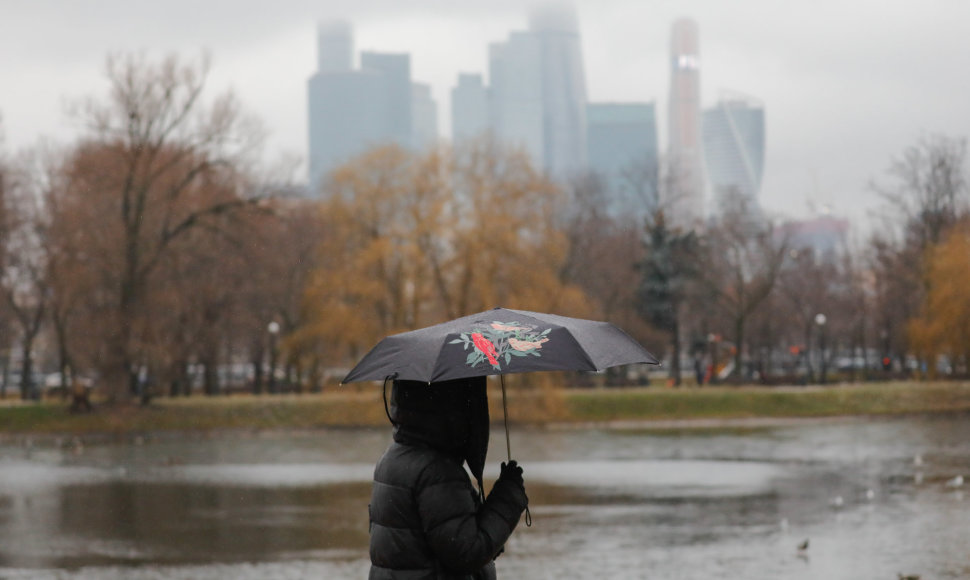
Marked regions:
[2,0,969,228]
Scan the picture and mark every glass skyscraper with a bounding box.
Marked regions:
[586,102,659,218]
[530,3,588,180]
[468,2,587,180]
[488,31,545,167]
[411,83,438,150]
[307,21,436,192]
[450,73,489,144]
[702,95,765,213]
[667,18,705,227]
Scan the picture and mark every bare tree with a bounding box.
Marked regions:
[698,191,788,382]
[867,134,969,373]
[871,134,968,249]
[64,52,265,403]
[0,148,54,399]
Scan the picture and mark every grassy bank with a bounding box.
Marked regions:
[564,381,970,423]
[2,381,970,439]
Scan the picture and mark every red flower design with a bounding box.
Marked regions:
[471,332,499,366]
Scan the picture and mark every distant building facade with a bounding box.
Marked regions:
[411,82,438,150]
[702,94,765,214]
[455,2,588,180]
[779,212,850,262]
[667,18,705,227]
[529,4,588,179]
[586,102,659,218]
[307,21,438,192]
[488,31,545,165]
[450,73,489,143]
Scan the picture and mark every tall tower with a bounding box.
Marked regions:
[483,2,588,179]
[316,20,352,73]
[702,93,765,214]
[360,51,413,149]
[489,31,544,167]
[529,3,588,180]
[667,18,705,226]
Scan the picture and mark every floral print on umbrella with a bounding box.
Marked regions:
[451,321,551,371]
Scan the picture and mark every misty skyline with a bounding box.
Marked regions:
[2,0,969,231]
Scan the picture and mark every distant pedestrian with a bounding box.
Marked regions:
[368,377,529,579]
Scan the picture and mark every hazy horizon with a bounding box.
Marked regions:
[2,0,969,233]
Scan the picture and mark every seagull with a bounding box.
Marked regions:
[830,495,844,509]
[865,489,875,501]
[913,454,923,467]
[945,475,964,488]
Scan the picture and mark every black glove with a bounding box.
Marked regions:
[499,460,525,489]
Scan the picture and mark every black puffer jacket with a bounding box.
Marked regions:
[368,378,528,579]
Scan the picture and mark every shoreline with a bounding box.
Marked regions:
[2,381,970,443]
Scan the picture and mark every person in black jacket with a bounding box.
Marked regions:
[368,377,529,579]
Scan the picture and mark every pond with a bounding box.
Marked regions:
[1,415,968,579]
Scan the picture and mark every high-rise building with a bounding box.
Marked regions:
[530,3,588,179]
[667,18,705,227]
[586,102,659,218]
[481,2,588,179]
[360,51,413,150]
[315,20,352,73]
[702,93,765,213]
[411,82,438,150]
[307,22,436,191]
[307,64,388,190]
[450,73,489,144]
[488,31,545,167]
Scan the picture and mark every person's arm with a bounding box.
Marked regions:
[416,460,528,574]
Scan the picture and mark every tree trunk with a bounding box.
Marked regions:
[19,339,36,401]
[733,316,745,385]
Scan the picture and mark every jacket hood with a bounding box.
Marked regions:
[390,377,490,492]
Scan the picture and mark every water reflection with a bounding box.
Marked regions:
[0,416,968,579]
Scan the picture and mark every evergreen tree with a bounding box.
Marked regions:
[637,211,697,385]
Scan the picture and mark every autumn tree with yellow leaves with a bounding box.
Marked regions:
[909,221,970,376]
[297,139,590,369]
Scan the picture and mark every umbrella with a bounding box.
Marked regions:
[342,307,659,383]
[342,307,660,460]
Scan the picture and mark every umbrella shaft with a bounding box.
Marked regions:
[501,375,511,462]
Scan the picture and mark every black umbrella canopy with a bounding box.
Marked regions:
[342,307,660,384]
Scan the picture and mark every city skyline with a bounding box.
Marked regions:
[3,0,970,230]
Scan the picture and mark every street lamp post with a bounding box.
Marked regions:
[815,313,827,384]
[267,321,280,394]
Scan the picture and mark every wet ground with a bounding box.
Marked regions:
[1,415,968,579]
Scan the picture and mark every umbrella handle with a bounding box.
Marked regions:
[500,374,531,527]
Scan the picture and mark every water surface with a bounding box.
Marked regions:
[1,416,968,579]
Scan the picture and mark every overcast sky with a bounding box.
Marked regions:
[2,0,969,231]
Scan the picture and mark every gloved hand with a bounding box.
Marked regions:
[499,460,524,489]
